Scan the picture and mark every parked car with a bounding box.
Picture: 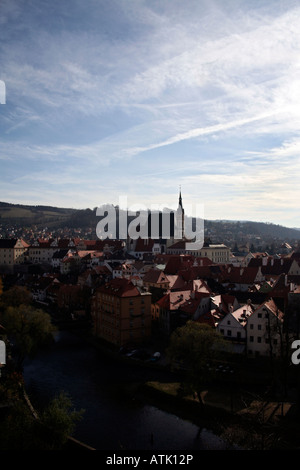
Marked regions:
[150,352,161,362]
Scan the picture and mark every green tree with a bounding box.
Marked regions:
[0,285,31,309]
[0,389,84,450]
[167,321,227,406]
[1,304,55,370]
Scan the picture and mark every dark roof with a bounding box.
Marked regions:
[0,238,17,248]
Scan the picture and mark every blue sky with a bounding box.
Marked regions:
[0,0,300,228]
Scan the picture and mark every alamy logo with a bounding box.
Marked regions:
[291,340,300,365]
[0,340,6,365]
[0,80,6,104]
[95,196,204,250]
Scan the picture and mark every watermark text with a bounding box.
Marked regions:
[96,196,204,250]
[0,80,6,104]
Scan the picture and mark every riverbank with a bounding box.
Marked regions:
[129,379,299,450]
[22,328,300,451]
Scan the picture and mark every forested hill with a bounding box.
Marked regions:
[0,201,300,242]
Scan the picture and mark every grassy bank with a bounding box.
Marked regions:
[136,380,300,450]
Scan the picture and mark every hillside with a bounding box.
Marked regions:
[0,201,300,242]
[0,202,76,228]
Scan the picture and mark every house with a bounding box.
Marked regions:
[210,293,240,315]
[142,268,170,290]
[128,238,158,259]
[153,290,192,335]
[217,303,254,352]
[249,257,300,279]
[221,266,265,292]
[91,278,152,346]
[77,266,111,290]
[0,238,29,271]
[186,243,231,264]
[29,238,76,264]
[179,291,212,323]
[246,298,284,358]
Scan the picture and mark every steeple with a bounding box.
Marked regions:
[176,186,184,240]
[178,186,183,209]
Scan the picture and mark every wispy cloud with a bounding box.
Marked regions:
[0,0,300,226]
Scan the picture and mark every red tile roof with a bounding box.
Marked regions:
[97,278,141,297]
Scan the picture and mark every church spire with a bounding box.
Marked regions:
[178,186,183,209]
[176,186,184,240]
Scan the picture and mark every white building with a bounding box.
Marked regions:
[217,303,253,347]
[246,298,284,358]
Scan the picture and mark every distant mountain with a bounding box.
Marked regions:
[0,201,300,242]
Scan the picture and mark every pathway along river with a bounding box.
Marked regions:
[23,330,228,451]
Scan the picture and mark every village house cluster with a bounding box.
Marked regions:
[0,193,300,358]
[0,233,299,358]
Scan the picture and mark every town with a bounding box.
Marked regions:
[0,193,300,358]
[1,194,300,450]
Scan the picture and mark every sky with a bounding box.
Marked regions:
[0,0,300,228]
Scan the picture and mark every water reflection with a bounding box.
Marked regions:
[23,331,226,450]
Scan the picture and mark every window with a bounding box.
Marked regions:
[227,330,232,336]
[257,337,261,343]
[250,324,253,330]
[258,313,262,318]
[227,320,231,325]
[250,336,254,342]
[258,324,262,330]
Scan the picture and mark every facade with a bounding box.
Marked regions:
[143,268,170,290]
[246,299,284,357]
[186,244,231,263]
[217,303,253,343]
[91,278,152,346]
[0,238,29,269]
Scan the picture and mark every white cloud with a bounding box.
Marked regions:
[0,0,300,226]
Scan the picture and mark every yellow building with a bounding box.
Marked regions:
[0,238,29,269]
[186,243,231,264]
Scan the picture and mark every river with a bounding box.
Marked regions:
[23,330,228,451]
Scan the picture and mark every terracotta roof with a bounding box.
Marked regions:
[179,291,211,315]
[156,291,191,310]
[222,266,261,284]
[143,268,169,284]
[250,298,284,321]
[164,255,194,274]
[97,278,141,297]
[261,258,298,275]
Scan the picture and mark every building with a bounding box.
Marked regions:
[217,303,253,352]
[0,238,29,270]
[246,298,284,358]
[186,243,231,263]
[91,278,152,346]
[142,268,170,290]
